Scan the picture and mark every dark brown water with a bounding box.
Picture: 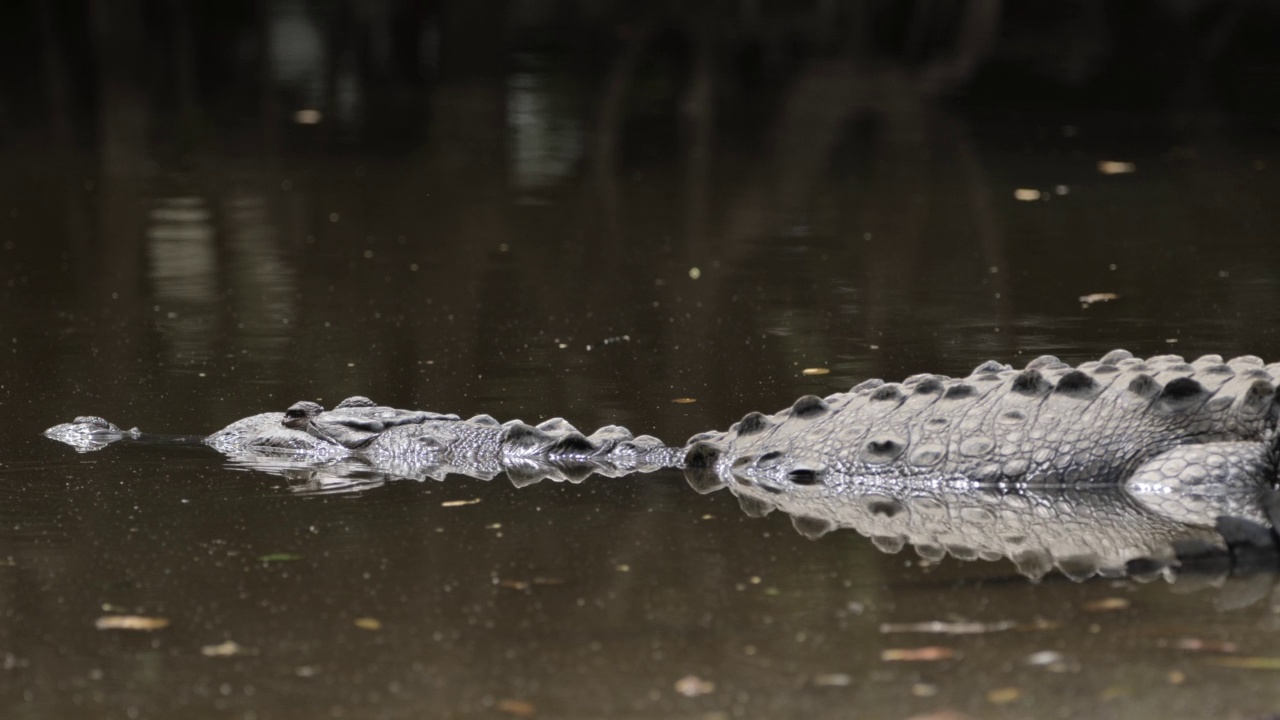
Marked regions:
[4,6,1280,718]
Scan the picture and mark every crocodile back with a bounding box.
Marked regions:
[687,350,1280,486]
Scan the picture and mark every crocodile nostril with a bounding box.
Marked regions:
[787,468,822,485]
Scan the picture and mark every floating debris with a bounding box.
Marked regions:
[1014,189,1042,201]
[1167,670,1186,685]
[1079,293,1119,307]
[1024,649,1076,673]
[441,499,481,508]
[95,615,170,631]
[811,673,851,687]
[354,618,382,631]
[201,640,244,657]
[881,646,957,662]
[674,675,716,697]
[1098,161,1137,175]
[910,683,939,697]
[497,699,537,717]
[1174,638,1238,653]
[880,620,1018,635]
[1025,650,1066,666]
[986,687,1021,704]
[802,368,830,376]
[1082,597,1131,612]
[672,397,698,404]
[258,553,303,563]
[1205,656,1280,670]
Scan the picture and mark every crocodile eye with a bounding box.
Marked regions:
[285,408,305,419]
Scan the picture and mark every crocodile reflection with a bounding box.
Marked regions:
[220,445,672,495]
[691,464,1278,583]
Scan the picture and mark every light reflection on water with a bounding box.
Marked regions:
[147,196,218,363]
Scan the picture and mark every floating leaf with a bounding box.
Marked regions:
[910,683,939,698]
[674,675,715,697]
[1014,189,1041,201]
[201,640,244,657]
[441,499,481,507]
[1098,160,1137,175]
[880,620,1018,635]
[1174,638,1238,653]
[496,699,536,717]
[881,646,957,662]
[672,397,698,404]
[811,673,851,687]
[1079,293,1119,306]
[258,553,303,563]
[1082,597,1130,612]
[1025,651,1065,666]
[354,618,382,631]
[96,615,169,631]
[986,687,1021,704]
[1205,656,1280,670]
[802,368,830,376]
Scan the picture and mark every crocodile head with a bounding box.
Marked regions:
[43,416,140,452]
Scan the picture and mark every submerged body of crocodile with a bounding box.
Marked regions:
[685,350,1280,495]
[46,396,678,486]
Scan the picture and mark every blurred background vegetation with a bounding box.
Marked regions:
[5,0,1277,155]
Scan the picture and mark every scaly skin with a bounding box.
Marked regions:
[44,355,1280,572]
[46,396,679,486]
[685,350,1280,494]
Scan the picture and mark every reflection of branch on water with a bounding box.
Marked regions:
[589,22,653,245]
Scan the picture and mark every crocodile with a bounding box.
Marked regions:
[42,351,1280,570]
[685,349,1280,497]
[45,396,679,487]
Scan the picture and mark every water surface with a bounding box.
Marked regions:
[4,13,1280,719]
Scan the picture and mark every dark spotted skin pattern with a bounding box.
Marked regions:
[686,350,1280,493]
